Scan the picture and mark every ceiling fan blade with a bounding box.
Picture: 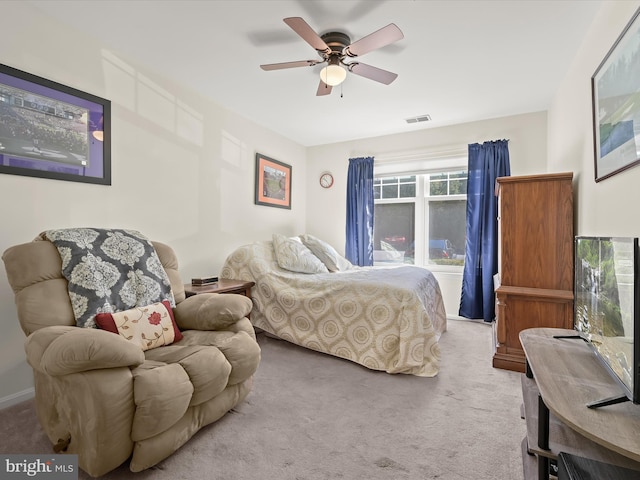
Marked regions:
[316,80,333,96]
[283,17,331,54]
[349,62,398,85]
[345,23,404,57]
[260,60,321,71]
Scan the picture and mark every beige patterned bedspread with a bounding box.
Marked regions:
[220,241,447,376]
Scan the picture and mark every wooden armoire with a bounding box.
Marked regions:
[493,172,574,372]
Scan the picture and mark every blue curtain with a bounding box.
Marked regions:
[459,140,510,322]
[345,156,374,266]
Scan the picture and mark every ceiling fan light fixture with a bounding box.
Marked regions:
[320,59,347,87]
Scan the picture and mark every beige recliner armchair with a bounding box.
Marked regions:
[2,235,261,477]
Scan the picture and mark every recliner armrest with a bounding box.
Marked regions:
[25,325,145,376]
[173,293,252,331]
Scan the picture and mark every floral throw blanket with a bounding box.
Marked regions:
[40,228,175,328]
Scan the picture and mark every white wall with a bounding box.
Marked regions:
[548,0,640,236]
[0,3,306,407]
[305,111,548,316]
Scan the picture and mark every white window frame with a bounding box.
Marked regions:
[422,174,467,273]
[374,157,467,273]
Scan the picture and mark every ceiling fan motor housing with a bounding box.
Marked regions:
[320,31,351,58]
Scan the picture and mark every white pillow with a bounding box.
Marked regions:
[299,234,353,272]
[272,234,329,274]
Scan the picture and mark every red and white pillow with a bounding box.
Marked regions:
[95,300,182,351]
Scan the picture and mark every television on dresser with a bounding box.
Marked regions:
[574,236,640,407]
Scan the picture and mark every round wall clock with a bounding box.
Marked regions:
[319,172,334,189]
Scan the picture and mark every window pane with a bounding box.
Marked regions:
[429,180,447,196]
[427,200,466,266]
[373,203,415,265]
[382,177,397,184]
[374,185,381,199]
[450,178,467,194]
[399,183,416,197]
[428,171,468,196]
[382,184,398,198]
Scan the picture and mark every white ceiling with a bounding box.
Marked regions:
[28,0,603,147]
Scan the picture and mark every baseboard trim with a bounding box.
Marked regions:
[0,387,35,410]
[448,315,490,324]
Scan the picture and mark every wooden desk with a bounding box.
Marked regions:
[519,328,640,479]
[184,279,254,298]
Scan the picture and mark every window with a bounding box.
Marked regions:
[373,170,467,268]
[375,175,417,199]
[373,176,416,264]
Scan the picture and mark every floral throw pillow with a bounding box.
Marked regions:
[95,300,183,351]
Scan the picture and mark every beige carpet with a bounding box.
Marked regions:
[0,319,526,479]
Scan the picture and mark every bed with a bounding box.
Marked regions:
[220,235,447,376]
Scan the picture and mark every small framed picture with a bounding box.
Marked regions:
[255,153,291,209]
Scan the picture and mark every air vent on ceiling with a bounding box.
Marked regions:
[405,114,432,124]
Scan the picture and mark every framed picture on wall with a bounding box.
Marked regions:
[254,153,291,209]
[0,63,111,185]
[592,8,640,182]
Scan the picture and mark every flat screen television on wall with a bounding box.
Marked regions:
[574,236,640,407]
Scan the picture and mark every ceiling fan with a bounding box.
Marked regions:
[260,17,404,96]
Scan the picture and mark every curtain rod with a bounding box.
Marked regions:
[374,145,467,164]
